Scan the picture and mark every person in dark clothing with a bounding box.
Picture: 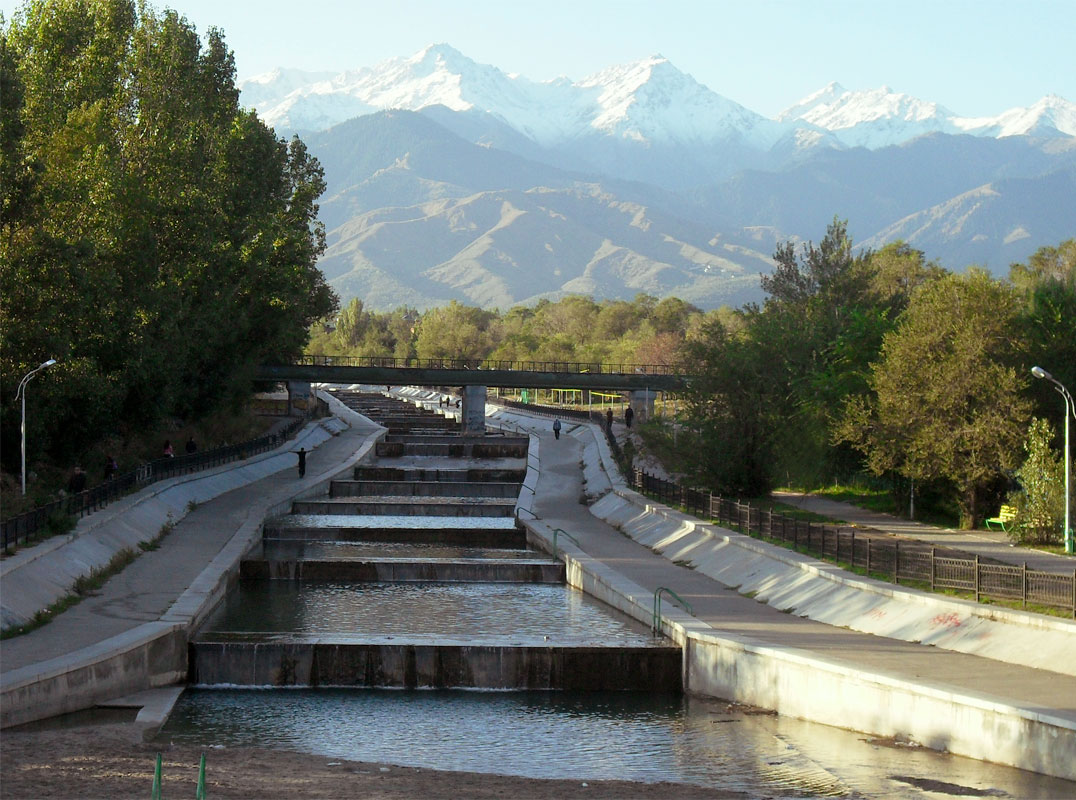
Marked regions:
[185,436,197,454]
[67,466,86,494]
[606,408,614,432]
[297,447,306,478]
[625,406,634,428]
[552,418,561,440]
[103,456,118,482]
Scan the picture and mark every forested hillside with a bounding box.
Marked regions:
[0,0,336,473]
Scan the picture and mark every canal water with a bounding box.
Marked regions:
[159,687,1073,798]
[170,392,1074,798]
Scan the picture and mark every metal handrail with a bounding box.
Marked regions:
[652,586,695,636]
[551,527,581,559]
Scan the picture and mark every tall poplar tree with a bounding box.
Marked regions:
[0,0,336,468]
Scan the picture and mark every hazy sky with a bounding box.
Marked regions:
[3,0,1072,117]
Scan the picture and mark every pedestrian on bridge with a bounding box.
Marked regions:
[553,418,561,440]
[296,447,306,478]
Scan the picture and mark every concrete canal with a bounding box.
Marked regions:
[166,391,1074,797]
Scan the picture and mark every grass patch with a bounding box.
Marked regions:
[1,547,139,640]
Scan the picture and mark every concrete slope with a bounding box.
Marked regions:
[1,395,385,727]
[506,415,1076,779]
[1,417,348,631]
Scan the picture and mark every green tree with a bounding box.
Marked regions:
[838,270,1031,527]
[1007,418,1069,545]
[414,301,495,360]
[1,0,335,471]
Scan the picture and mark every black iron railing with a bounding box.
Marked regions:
[630,468,1076,617]
[1,398,328,552]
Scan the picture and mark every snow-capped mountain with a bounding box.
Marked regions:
[235,45,1074,311]
[240,45,1075,155]
[241,44,787,151]
[777,84,1076,148]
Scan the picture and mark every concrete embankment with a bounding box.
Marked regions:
[0,393,384,728]
[1,414,347,632]
[490,403,1076,781]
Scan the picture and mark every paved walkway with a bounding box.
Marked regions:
[772,491,1075,575]
[0,414,382,673]
[528,423,1076,721]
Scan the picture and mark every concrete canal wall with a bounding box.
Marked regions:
[511,415,1076,781]
[1,393,383,728]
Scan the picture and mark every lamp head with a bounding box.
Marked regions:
[42,358,57,368]
[1031,366,1051,380]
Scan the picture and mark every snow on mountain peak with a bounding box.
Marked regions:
[238,47,1074,151]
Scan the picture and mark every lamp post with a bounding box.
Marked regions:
[1031,366,1073,553]
[15,358,57,496]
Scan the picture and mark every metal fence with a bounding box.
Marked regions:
[631,468,1076,617]
[294,354,682,376]
[1,401,326,552]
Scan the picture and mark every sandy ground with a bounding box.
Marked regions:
[0,723,748,800]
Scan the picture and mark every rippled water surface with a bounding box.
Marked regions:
[161,689,1072,798]
[203,581,653,643]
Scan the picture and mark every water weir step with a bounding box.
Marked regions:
[330,480,522,499]
[291,499,518,517]
[189,637,682,691]
[354,467,526,483]
[240,558,565,583]
[263,527,527,548]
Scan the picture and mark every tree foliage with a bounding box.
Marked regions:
[1007,418,1069,545]
[0,0,336,471]
[837,270,1031,526]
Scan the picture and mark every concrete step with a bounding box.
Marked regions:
[376,441,527,458]
[240,558,565,583]
[330,480,521,499]
[263,527,527,548]
[189,636,682,691]
[291,499,518,517]
[354,467,526,483]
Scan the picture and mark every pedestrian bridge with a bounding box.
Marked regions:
[255,356,689,391]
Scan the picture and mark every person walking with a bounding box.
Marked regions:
[103,455,118,482]
[296,447,306,478]
[606,408,614,433]
[624,406,634,429]
[185,436,197,454]
[552,418,562,440]
[163,440,174,458]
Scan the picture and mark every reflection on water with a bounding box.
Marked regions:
[202,581,654,643]
[161,689,1072,798]
[267,514,518,529]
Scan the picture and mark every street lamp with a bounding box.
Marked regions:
[1031,366,1074,553]
[15,358,57,496]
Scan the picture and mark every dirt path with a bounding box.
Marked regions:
[0,723,746,800]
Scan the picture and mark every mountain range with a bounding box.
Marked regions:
[241,44,1076,311]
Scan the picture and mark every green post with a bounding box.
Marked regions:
[196,752,207,800]
[151,752,162,800]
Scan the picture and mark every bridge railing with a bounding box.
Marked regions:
[289,355,683,376]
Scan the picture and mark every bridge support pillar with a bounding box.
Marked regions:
[286,381,313,416]
[461,385,487,436]
[629,389,655,424]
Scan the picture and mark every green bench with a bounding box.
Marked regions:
[985,504,1017,531]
